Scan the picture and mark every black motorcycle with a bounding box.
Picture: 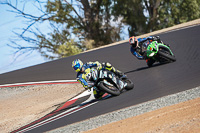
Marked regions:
[87,68,134,96]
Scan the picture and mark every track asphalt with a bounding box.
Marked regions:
[1,25,200,132]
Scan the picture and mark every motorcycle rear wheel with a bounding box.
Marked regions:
[98,82,120,96]
[147,58,156,67]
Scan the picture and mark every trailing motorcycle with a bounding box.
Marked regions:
[87,68,134,97]
[144,41,176,67]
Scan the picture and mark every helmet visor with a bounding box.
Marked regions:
[73,63,80,71]
[130,39,134,44]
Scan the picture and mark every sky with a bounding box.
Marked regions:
[0,1,129,75]
[0,1,50,74]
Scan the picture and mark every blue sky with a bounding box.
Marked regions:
[0,1,49,74]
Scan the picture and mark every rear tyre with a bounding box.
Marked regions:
[147,58,155,67]
[98,81,120,96]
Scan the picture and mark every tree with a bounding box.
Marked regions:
[112,0,147,36]
[112,0,200,36]
[46,0,123,47]
[112,0,161,36]
[157,0,200,28]
[1,0,123,59]
[179,0,200,23]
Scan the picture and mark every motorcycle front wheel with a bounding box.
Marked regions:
[158,50,176,62]
[122,78,134,90]
[98,81,120,96]
[157,45,176,62]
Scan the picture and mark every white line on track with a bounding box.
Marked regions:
[18,101,98,133]
[15,88,96,133]
[0,80,78,88]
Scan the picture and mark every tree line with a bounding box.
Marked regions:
[1,0,200,59]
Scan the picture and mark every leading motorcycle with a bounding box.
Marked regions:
[143,41,176,67]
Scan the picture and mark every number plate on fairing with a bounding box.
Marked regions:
[99,70,108,78]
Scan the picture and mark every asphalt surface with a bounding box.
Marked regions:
[1,25,200,132]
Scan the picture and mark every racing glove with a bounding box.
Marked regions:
[96,61,102,70]
[152,36,162,43]
[97,63,102,70]
[152,36,159,40]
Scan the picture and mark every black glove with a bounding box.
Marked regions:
[152,36,162,43]
[152,36,159,40]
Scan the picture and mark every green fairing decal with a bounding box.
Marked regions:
[146,41,174,58]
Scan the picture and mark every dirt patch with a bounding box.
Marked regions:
[0,84,199,133]
[0,84,84,133]
[85,97,200,133]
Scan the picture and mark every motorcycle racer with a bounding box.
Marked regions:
[72,59,124,98]
[129,36,168,66]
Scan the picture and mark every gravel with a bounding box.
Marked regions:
[48,86,200,133]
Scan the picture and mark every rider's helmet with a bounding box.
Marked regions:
[72,59,83,72]
[129,36,138,49]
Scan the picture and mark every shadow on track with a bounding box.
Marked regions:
[124,63,165,74]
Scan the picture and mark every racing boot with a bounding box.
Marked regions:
[93,89,105,99]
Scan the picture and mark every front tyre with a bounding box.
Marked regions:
[158,51,176,62]
[98,82,120,96]
[123,79,134,90]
